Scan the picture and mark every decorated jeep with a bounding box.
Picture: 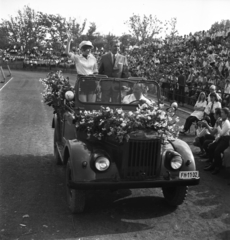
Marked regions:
[41,72,200,213]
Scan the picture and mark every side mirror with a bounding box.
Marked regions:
[159,97,165,109]
[166,102,178,116]
[171,102,178,110]
[159,103,165,109]
[65,91,75,101]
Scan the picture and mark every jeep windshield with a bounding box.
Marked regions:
[76,76,160,106]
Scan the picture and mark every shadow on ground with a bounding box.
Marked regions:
[0,154,176,240]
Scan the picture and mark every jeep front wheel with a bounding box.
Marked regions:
[162,186,188,206]
[66,160,86,213]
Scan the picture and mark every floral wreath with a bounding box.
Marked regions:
[40,71,74,115]
[73,104,181,143]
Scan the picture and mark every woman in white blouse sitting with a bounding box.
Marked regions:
[180,92,207,134]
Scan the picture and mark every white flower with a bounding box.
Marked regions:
[128,111,133,116]
[106,107,110,112]
[174,117,180,123]
[117,109,123,114]
[121,123,126,127]
[99,119,104,126]
[141,103,148,109]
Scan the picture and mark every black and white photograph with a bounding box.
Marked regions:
[0,0,230,239]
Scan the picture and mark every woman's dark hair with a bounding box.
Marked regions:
[222,107,230,117]
[215,108,221,116]
[203,116,211,125]
[210,92,218,101]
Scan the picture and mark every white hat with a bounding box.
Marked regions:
[79,41,93,49]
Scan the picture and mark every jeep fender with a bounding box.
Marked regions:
[170,138,196,171]
[64,139,119,182]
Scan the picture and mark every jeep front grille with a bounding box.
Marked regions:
[121,138,161,180]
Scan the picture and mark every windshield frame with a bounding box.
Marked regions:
[75,75,161,106]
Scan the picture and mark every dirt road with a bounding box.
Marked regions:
[0,71,229,240]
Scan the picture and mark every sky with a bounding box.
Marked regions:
[1,0,230,37]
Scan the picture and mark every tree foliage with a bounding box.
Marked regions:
[0,6,46,51]
[211,19,230,32]
[125,14,164,45]
[164,18,178,44]
[0,5,86,53]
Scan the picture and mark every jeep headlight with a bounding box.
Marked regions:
[165,150,183,170]
[170,154,183,170]
[95,157,110,171]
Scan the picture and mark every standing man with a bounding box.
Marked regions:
[178,70,186,106]
[99,40,130,102]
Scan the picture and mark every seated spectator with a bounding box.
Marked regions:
[199,108,222,159]
[204,92,222,126]
[223,138,230,168]
[180,92,207,134]
[223,79,230,106]
[207,85,222,103]
[204,107,230,174]
[193,116,211,155]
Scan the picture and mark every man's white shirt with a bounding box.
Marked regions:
[122,94,153,105]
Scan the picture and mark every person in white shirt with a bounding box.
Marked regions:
[122,83,153,105]
[207,85,221,103]
[205,92,222,126]
[204,107,230,174]
[66,31,98,102]
[200,108,222,159]
[180,92,207,134]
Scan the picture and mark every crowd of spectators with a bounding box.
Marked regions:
[126,27,230,108]
[1,26,230,107]
[0,46,105,71]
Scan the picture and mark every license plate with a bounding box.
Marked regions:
[179,171,199,179]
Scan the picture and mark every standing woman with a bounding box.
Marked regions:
[66,31,98,102]
[180,92,207,134]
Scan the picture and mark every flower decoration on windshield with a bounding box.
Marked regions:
[74,104,182,143]
[40,71,74,115]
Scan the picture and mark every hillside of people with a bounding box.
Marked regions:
[1,6,230,107]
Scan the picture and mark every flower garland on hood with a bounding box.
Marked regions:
[74,104,181,143]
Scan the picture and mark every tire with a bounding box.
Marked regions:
[54,128,62,165]
[162,186,188,206]
[66,160,86,213]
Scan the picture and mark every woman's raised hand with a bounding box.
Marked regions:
[66,30,72,42]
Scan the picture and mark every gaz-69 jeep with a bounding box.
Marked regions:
[52,75,200,213]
